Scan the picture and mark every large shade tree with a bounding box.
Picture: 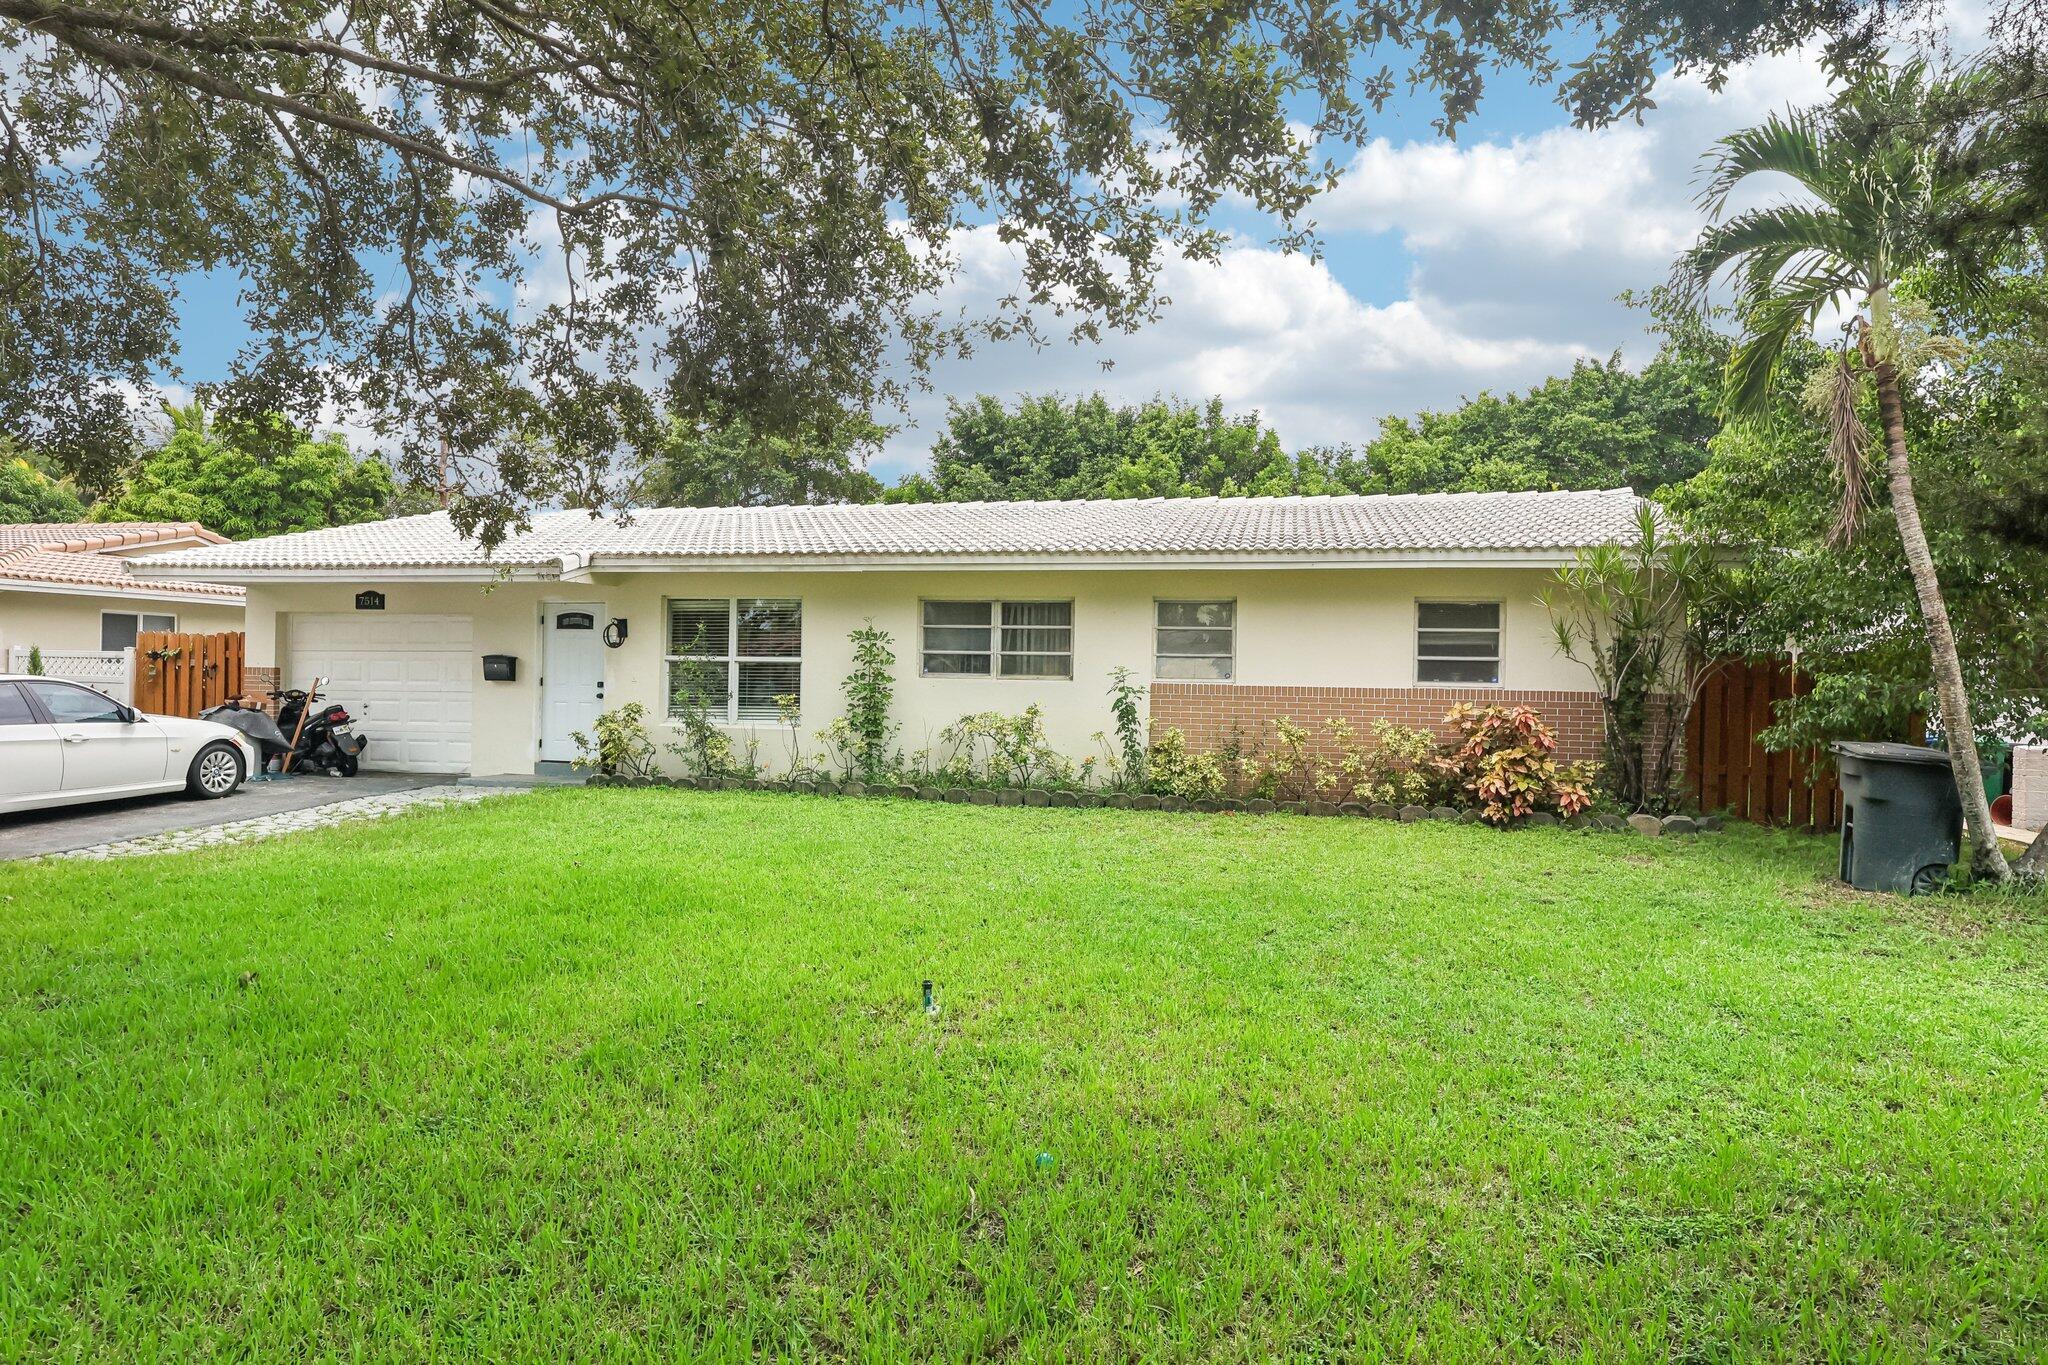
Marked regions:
[1677,65,2031,882]
[0,0,1954,540]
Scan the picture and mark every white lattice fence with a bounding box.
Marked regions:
[6,646,133,705]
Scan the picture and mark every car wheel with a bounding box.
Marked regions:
[186,742,245,799]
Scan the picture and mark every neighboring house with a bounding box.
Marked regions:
[0,522,246,675]
[130,489,1639,777]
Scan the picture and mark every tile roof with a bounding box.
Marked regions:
[131,488,1649,577]
[0,521,227,553]
[0,523,244,601]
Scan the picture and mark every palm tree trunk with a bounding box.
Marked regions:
[1870,359,2013,883]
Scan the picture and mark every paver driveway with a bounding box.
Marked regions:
[0,773,453,860]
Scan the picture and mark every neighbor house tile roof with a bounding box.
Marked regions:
[131,488,1648,577]
[0,521,227,553]
[0,522,244,601]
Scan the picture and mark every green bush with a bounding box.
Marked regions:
[1144,727,1226,801]
[1435,703,1595,824]
[840,623,900,781]
[570,703,658,779]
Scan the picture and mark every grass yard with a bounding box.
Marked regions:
[2,791,2045,1360]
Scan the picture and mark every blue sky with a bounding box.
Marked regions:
[156,21,1863,485]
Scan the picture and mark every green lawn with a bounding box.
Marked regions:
[2,792,2044,1360]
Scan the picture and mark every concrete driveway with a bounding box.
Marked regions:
[0,773,454,861]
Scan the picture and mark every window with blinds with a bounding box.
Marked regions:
[667,598,801,722]
[1415,601,1502,685]
[922,600,1073,678]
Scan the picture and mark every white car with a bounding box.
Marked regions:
[0,674,258,816]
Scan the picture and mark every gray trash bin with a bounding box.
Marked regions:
[1833,741,1962,895]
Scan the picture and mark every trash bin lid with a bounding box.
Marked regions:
[1833,740,1953,767]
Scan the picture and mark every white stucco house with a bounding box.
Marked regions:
[0,522,246,700]
[128,489,1639,776]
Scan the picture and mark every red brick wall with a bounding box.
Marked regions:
[244,666,281,716]
[1149,682,1610,764]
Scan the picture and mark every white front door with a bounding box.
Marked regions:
[540,603,606,762]
[285,613,474,774]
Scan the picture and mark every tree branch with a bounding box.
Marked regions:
[1,1,691,218]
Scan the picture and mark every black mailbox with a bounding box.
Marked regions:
[481,654,518,682]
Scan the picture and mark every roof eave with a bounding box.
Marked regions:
[594,549,1595,571]
[0,577,245,603]
[132,546,1597,581]
[129,562,576,584]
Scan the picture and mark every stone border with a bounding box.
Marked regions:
[43,785,532,861]
[583,773,1725,837]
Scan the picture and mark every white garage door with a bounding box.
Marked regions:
[286,613,474,774]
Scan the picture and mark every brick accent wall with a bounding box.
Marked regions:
[2015,746,2047,832]
[244,666,281,715]
[1149,682,1611,764]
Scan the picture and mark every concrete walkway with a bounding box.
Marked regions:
[0,773,453,861]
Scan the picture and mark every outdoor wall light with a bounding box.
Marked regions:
[603,618,629,649]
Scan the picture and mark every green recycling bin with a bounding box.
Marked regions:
[1833,741,1962,895]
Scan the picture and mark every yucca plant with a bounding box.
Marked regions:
[1676,64,2022,881]
[1543,505,1726,812]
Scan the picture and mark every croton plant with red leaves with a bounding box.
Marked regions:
[1436,703,1597,825]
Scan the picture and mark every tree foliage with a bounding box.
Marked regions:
[0,0,1935,539]
[0,442,85,521]
[1347,310,1725,496]
[1670,266,2048,755]
[631,410,883,508]
[884,395,1347,503]
[96,404,397,539]
[883,314,1722,506]
[1672,64,2034,880]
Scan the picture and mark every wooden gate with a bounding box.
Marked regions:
[132,631,245,717]
[1685,657,1840,829]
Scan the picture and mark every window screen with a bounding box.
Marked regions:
[1416,602,1502,684]
[1155,601,1234,680]
[923,601,1072,677]
[100,612,176,651]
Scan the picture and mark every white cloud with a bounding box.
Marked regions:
[872,226,1587,478]
[867,44,1856,481]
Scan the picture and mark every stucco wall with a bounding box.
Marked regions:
[0,589,245,658]
[2014,746,2047,833]
[244,566,1600,777]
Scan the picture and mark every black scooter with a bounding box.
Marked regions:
[198,691,369,776]
[273,689,370,776]
[197,698,294,771]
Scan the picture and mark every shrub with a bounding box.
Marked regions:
[1105,667,1147,789]
[1435,703,1595,824]
[773,693,815,779]
[25,644,44,676]
[942,706,1074,788]
[571,703,658,779]
[841,622,899,781]
[1324,717,1442,805]
[1145,726,1226,800]
[1228,716,1442,804]
[667,653,754,779]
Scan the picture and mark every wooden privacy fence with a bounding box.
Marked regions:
[131,631,245,717]
[1685,657,1841,830]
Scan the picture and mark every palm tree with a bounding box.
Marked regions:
[1678,65,2013,882]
